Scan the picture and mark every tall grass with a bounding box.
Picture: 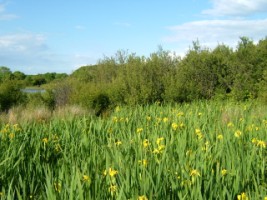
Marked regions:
[0,101,266,199]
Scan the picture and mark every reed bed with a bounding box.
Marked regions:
[0,101,266,199]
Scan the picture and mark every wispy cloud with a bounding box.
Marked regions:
[164,19,267,53]
[202,0,267,16]
[113,22,131,27]
[74,25,86,30]
[0,2,18,20]
[0,32,97,74]
[0,33,48,53]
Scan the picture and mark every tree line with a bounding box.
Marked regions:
[1,36,267,113]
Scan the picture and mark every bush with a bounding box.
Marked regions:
[0,81,25,111]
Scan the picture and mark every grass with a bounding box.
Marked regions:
[0,101,266,199]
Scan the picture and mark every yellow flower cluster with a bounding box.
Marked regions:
[138,195,148,200]
[153,137,165,154]
[171,122,185,131]
[252,138,266,148]
[195,129,203,140]
[103,168,118,177]
[237,192,248,200]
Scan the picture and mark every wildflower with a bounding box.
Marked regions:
[264,196,267,200]
[115,106,120,112]
[55,144,61,152]
[221,169,227,176]
[143,139,150,148]
[234,130,242,138]
[82,175,90,182]
[136,128,143,134]
[163,117,168,123]
[217,134,223,140]
[9,133,15,139]
[177,112,184,117]
[227,122,234,128]
[179,122,185,128]
[138,195,148,200]
[153,149,160,154]
[115,140,122,146]
[172,122,178,130]
[109,184,117,193]
[138,159,148,167]
[158,144,165,152]
[42,137,48,144]
[198,112,202,116]
[104,168,118,177]
[237,192,248,200]
[251,138,257,144]
[156,137,164,145]
[146,116,151,121]
[190,169,200,177]
[256,140,266,148]
[195,129,203,140]
[54,182,61,193]
[112,117,118,123]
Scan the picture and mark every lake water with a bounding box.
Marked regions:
[21,89,46,94]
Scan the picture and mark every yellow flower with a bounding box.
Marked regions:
[55,144,61,152]
[264,196,267,200]
[136,128,143,134]
[195,129,203,140]
[163,117,169,123]
[221,169,227,176]
[104,168,118,177]
[82,175,90,182]
[172,122,178,130]
[177,111,184,117]
[251,138,257,144]
[138,195,148,200]
[115,106,120,112]
[42,137,48,144]
[237,192,248,200]
[217,134,223,140]
[143,139,150,148]
[256,140,266,148]
[156,137,164,145]
[109,184,117,193]
[198,112,202,116]
[115,140,122,146]
[227,122,234,127]
[54,182,61,193]
[112,116,118,122]
[9,133,15,139]
[190,169,200,177]
[234,130,242,138]
[138,159,148,167]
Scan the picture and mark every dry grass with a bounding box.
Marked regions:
[0,105,89,124]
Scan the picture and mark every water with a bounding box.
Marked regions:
[21,88,46,94]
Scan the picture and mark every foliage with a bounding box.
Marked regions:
[0,80,25,111]
[0,101,266,199]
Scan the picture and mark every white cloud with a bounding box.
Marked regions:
[0,3,18,20]
[163,19,267,53]
[203,0,267,16]
[0,33,48,53]
[113,22,131,27]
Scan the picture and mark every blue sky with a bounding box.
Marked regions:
[1,0,267,74]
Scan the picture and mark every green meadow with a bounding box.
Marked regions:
[0,101,266,199]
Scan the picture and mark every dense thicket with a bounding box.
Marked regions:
[1,36,267,113]
[65,37,267,113]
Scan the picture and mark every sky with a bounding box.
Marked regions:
[1,0,267,75]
